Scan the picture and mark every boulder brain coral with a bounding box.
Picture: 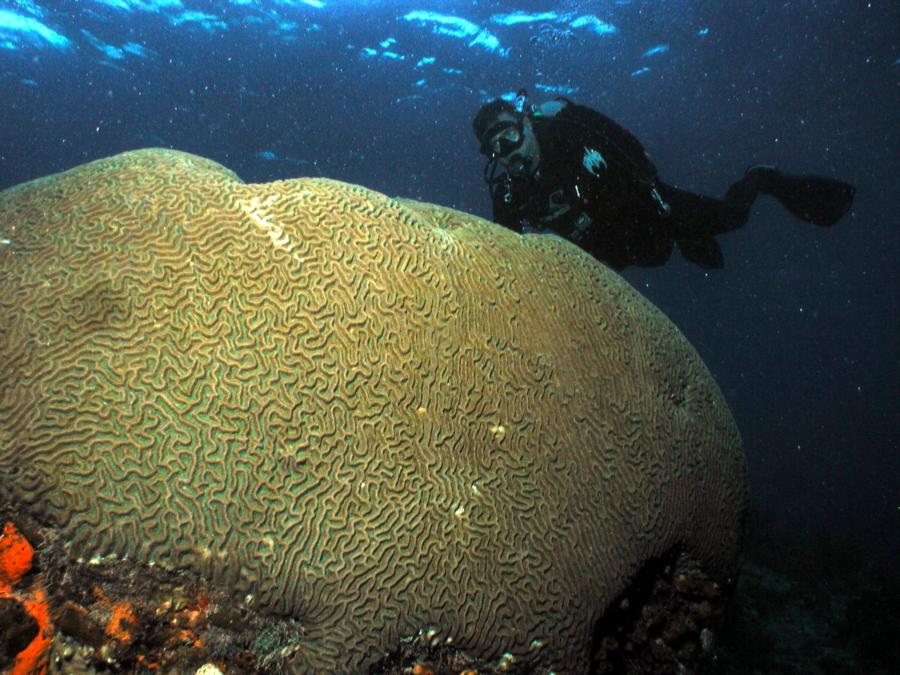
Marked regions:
[0,149,747,672]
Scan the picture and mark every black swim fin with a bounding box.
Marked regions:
[748,167,856,227]
[677,237,724,269]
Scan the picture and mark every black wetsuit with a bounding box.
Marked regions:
[490,100,855,270]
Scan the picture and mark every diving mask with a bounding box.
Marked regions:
[479,120,525,159]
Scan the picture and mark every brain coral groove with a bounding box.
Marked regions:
[0,149,747,672]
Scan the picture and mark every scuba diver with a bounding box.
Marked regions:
[473,91,856,270]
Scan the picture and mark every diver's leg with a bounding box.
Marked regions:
[655,183,746,269]
[661,167,856,238]
[658,183,749,239]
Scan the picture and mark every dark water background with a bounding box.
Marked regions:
[1,1,897,562]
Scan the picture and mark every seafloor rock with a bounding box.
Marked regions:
[0,149,747,673]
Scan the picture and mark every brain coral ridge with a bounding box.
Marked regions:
[0,149,747,673]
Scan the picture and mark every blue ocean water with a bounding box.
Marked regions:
[0,0,897,565]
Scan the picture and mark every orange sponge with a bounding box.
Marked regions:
[0,521,33,592]
[0,522,52,675]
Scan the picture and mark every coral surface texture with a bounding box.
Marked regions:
[0,149,747,672]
